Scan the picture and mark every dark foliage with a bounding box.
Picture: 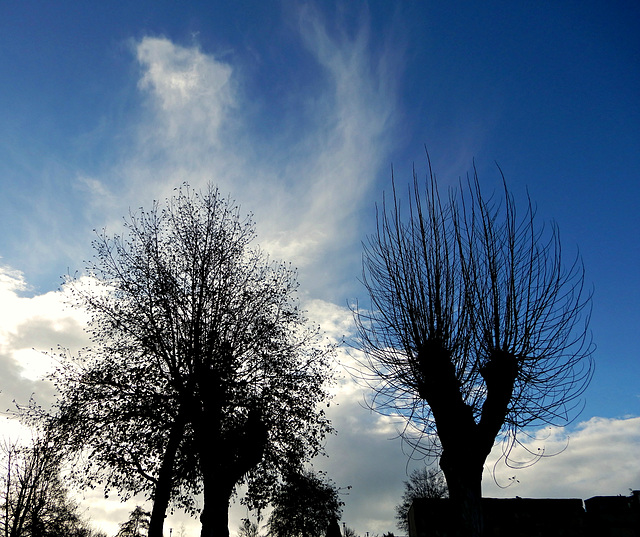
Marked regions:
[0,431,105,537]
[115,506,150,537]
[237,518,261,537]
[395,467,448,534]
[267,469,343,537]
[27,184,335,537]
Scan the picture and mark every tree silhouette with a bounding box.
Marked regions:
[353,159,594,536]
[0,430,105,537]
[35,184,335,537]
[266,469,343,537]
[395,467,447,534]
[237,518,261,537]
[115,507,150,537]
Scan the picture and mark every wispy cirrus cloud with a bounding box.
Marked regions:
[135,36,235,158]
[75,6,400,302]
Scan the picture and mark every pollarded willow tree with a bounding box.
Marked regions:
[353,159,594,537]
[33,184,335,537]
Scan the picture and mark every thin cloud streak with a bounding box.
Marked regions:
[76,7,400,302]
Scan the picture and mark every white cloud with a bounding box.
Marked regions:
[136,36,235,148]
[92,12,400,304]
[484,416,640,499]
[258,5,398,272]
[0,266,89,410]
[305,299,357,340]
[74,175,118,216]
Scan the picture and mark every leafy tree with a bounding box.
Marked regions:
[115,506,150,537]
[238,518,261,537]
[34,184,335,537]
[353,161,594,536]
[325,519,341,537]
[0,431,103,537]
[395,467,447,534]
[266,470,343,537]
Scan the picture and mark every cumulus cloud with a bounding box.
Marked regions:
[484,416,640,499]
[0,266,88,411]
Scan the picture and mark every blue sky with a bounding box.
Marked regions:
[1,2,639,536]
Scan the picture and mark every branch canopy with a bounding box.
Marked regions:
[354,160,594,462]
[33,183,335,519]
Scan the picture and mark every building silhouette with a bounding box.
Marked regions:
[409,491,640,537]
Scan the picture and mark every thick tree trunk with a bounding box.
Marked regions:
[148,415,185,537]
[417,343,519,537]
[196,406,269,537]
[440,451,484,537]
[199,476,234,537]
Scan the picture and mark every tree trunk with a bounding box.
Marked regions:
[440,451,484,537]
[196,407,268,537]
[197,440,268,537]
[199,475,234,537]
[148,415,185,537]
[422,346,518,537]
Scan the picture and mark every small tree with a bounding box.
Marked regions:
[238,518,261,537]
[115,506,150,537]
[395,467,447,534]
[0,430,102,537]
[354,159,594,536]
[325,519,341,537]
[267,470,343,537]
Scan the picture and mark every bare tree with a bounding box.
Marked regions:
[395,467,447,535]
[0,430,103,537]
[353,159,594,536]
[33,184,335,537]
